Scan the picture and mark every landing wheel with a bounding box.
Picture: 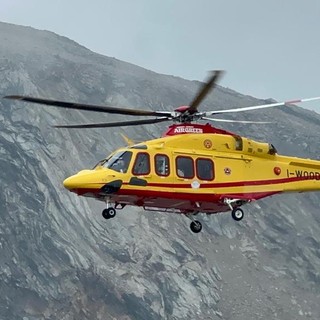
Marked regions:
[231,207,244,221]
[190,220,202,233]
[102,207,116,220]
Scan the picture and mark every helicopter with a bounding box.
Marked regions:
[4,70,320,233]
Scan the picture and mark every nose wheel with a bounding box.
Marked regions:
[102,207,116,220]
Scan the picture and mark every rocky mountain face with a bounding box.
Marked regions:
[0,21,319,320]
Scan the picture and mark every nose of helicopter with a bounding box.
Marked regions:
[63,169,118,195]
[63,170,93,191]
[63,175,80,191]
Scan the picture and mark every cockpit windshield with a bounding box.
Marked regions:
[94,151,133,173]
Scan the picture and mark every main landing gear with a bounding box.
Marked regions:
[186,204,245,234]
[224,198,245,222]
[231,207,244,221]
[185,213,203,233]
[190,220,202,233]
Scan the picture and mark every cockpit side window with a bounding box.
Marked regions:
[104,151,133,173]
[133,152,150,175]
[155,154,170,176]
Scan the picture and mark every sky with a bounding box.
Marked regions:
[1,0,320,110]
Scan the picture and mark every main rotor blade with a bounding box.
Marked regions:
[202,117,272,124]
[53,117,170,128]
[4,95,171,117]
[188,70,224,113]
[205,96,320,116]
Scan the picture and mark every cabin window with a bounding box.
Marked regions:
[196,158,214,180]
[105,151,133,173]
[155,154,170,176]
[176,156,194,178]
[133,152,150,175]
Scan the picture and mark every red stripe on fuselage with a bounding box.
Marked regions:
[123,176,310,189]
[116,189,280,201]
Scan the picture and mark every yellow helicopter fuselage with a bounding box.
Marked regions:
[63,130,320,214]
